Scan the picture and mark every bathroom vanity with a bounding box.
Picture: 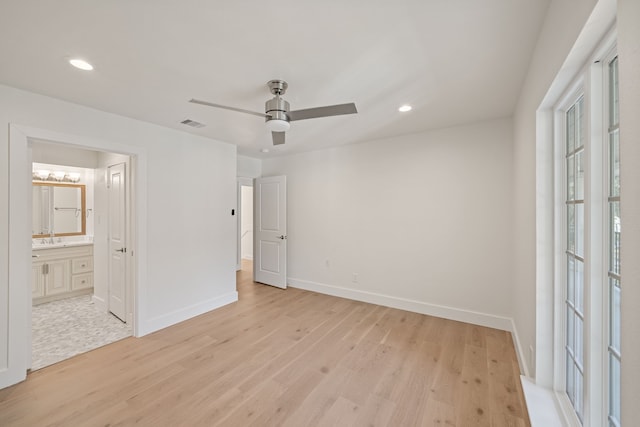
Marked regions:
[32,243,94,305]
[31,178,94,305]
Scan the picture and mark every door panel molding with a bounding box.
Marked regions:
[254,176,287,289]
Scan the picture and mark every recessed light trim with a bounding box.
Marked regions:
[398,105,412,112]
[69,59,94,71]
[260,148,270,153]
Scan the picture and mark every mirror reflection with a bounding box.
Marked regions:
[32,183,86,237]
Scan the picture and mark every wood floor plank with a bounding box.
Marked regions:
[0,260,530,426]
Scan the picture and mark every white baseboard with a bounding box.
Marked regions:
[288,277,513,331]
[140,291,238,336]
[91,294,107,312]
[242,255,253,260]
[510,319,530,377]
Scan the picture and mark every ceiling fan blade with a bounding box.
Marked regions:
[189,98,269,118]
[288,103,357,122]
[272,132,285,145]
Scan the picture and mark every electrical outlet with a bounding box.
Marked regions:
[352,273,358,283]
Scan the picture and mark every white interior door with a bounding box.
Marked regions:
[108,163,127,322]
[254,175,287,289]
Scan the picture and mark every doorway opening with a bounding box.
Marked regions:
[236,178,254,273]
[29,141,135,370]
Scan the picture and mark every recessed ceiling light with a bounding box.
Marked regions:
[69,59,94,71]
[260,148,270,153]
[398,105,412,112]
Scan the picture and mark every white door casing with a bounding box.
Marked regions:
[3,123,145,390]
[254,176,287,289]
[108,163,127,322]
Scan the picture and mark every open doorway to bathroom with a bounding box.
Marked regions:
[30,140,134,370]
[236,178,254,276]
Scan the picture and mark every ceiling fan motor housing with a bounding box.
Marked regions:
[265,96,290,123]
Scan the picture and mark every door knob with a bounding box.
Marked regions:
[116,248,126,253]
[277,235,287,240]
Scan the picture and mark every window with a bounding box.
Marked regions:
[565,95,585,422]
[607,55,621,427]
[553,39,618,426]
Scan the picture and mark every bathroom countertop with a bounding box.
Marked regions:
[32,241,94,250]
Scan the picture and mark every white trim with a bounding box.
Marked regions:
[601,46,620,427]
[534,7,617,424]
[511,319,531,378]
[521,376,565,427]
[536,108,556,388]
[141,291,238,335]
[2,125,31,387]
[533,0,616,415]
[288,278,513,335]
[520,376,585,427]
[10,124,148,338]
[556,390,584,427]
[2,123,148,389]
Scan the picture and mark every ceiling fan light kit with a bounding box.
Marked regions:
[265,119,290,132]
[264,84,291,133]
[190,79,358,146]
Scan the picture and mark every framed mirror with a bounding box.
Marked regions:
[32,182,86,238]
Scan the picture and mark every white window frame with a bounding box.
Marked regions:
[603,48,620,427]
[551,31,617,427]
[554,80,587,427]
[531,1,617,423]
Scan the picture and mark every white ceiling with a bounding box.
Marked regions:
[0,1,549,158]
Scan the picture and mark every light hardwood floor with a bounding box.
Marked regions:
[0,260,530,426]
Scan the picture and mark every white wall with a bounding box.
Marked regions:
[512,0,598,379]
[237,155,262,178]
[618,0,640,422]
[262,118,515,329]
[0,84,238,387]
[31,141,99,169]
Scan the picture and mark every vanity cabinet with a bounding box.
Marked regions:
[32,244,94,305]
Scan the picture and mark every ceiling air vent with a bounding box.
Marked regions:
[180,119,205,128]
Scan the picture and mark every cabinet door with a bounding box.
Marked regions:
[31,263,45,298]
[45,260,70,295]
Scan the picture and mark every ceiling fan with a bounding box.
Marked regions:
[190,80,358,146]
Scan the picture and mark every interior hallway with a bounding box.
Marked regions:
[0,260,529,426]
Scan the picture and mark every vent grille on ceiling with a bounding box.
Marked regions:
[180,119,205,128]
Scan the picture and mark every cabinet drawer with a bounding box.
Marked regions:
[72,273,93,290]
[72,257,93,274]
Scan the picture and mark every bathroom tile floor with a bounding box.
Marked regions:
[31,295,132,371]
